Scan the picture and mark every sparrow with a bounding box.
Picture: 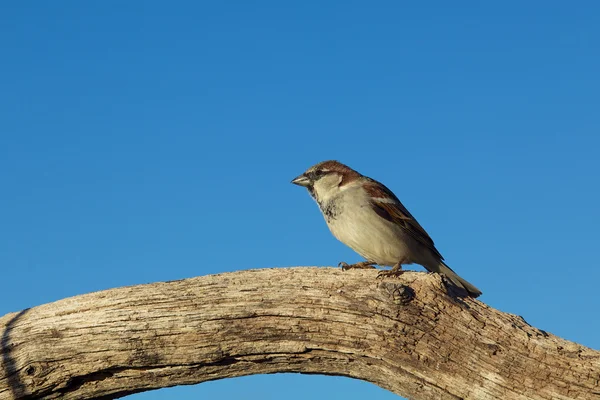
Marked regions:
[291,160,482,298]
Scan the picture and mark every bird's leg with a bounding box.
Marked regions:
[339,261,377,271]
[377,260,405,278]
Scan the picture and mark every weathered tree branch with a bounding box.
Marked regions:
[1,267,598,400]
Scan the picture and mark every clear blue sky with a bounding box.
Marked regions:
[1,2,599,399]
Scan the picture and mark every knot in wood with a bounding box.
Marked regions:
[379,282,415,305]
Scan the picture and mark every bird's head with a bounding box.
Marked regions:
[291,160,362,202]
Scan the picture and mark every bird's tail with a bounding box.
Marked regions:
[430,261,482,298]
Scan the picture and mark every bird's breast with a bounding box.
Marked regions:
[319,199,341,223]
[321,196,412,266]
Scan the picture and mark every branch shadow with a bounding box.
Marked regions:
[1,308,31,398]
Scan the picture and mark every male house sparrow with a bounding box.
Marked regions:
[291,160,482,298]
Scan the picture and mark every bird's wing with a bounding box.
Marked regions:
[363,178,444,261]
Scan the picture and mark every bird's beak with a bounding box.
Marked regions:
[291,174,311,187]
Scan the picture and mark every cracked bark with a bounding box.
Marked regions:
[0,267,598,400]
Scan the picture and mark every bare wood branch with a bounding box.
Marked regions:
[1,267,598,400]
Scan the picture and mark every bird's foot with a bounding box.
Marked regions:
[377,262,404,279]
[339,261,377,271]
[377,269,406,279]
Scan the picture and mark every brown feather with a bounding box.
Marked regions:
[309,160,361,186]
[363,179,444,261]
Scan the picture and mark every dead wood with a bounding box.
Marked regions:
[1,267,598,399]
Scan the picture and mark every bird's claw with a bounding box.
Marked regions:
[377,269,405,279]
[339,261,377,271]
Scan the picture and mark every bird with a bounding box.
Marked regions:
[291,160,482,298]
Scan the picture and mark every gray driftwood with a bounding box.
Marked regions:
[1,267,599,399]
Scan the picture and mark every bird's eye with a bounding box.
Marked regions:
[312,169,325,179]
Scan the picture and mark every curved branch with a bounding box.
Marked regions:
[1,267,598,400]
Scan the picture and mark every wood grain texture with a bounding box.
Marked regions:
[1,267,598,400]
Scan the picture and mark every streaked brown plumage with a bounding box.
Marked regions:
[291,160,482,298]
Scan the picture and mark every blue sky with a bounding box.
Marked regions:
[1,2,599,399]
